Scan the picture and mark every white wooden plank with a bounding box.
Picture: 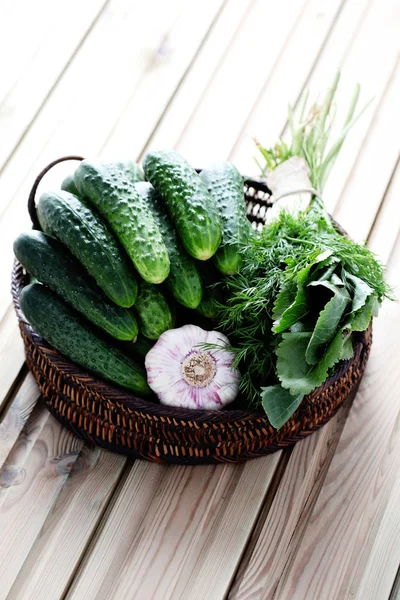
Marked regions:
[67,457,281,600]
[230,0,350,173]
[0,0,108,172]
[144,0,256,155]
[7,447,126,600]
[228,406,352,599]
[0,0,57,101]
[316,0,400,214]
[0,373,40,469]
[102,0,226,160]
[0,306,25,412]
[355,447,400,600]
[368,160,400,265]
[0,411,84,599]
[333,59,400,242]
[151,0,308,166]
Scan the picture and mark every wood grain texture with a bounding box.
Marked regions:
[0,372,40,469]
[0,0,108,173]
[0,0,64,101]
[0,411,84,599]
[144,0,255,155]
[0,0,399,597]
[102,0,226,159]
[7,447,126,600]
[368,160,400,265]
[67,456,281,600]
[0,306,25,412]
[230,0,348,173]
[318,0,400,216]
[229,405,352,599]
[355,450,400,600]
[152,0,308,166]
[333,57,400,241]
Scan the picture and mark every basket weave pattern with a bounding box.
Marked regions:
[12,170,372,464]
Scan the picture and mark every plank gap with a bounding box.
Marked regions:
[103,0,230,160]
[389,563,400,600]
[230,0,348,159]
[60,456,133,600]
[227,448,293,597]
[366,153,400,245]
[0,362,28,419]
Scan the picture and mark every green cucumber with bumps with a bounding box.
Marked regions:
[14,231,138,341]
[114,160,144,183]
[200,161,249,274]
[143,150,221,261]
[135,182,203,309]
[74,159,170,284]
[118,335,155,364]
[195,262,222,319]
[20,283,150,395]
[135,282,174,340]
[61,174,80,196]
[37,190,138,308]
[61,161,143,196]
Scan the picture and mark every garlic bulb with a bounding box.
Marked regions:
[145,324,239,410]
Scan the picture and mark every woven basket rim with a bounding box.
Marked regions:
[13,163,372,462]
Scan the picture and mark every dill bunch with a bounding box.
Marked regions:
[217,205,391,407]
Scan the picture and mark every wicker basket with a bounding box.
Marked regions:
[12,157,372,464]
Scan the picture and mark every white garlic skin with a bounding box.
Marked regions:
[145,324,240,410]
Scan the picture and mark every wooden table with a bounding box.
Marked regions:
[0,1,399,598]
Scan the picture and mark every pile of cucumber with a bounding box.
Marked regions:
[15,150,249,395]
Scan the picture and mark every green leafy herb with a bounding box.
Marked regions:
[214,75,392,429]
[261,385,303,430]
[305,280,351,364]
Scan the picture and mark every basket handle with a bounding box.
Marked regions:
[28,155,84,229]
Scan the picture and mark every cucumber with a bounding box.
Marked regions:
[61,161,143,195]
[135,282,174,340]
[143,150,221,261]
[14,231,138,341]
[131,334,155,357]
[195,262,223,320]
[37,190,137,308]
[74,159,170,284]
[118,335,155,363]
[61,174,80,196]
[196,289,219,319]
[200,162,249,274]
[135,182,203,309]
[20,283,151,395]
[114,160,144,183]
